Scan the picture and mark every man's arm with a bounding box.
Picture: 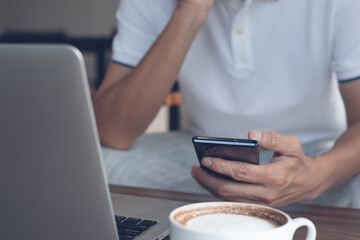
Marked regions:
[319,79,360,188]
[191,79,360,208]
[93,1,215,150]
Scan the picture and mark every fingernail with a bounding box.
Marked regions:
[202,158,212,167]
[251,130,262,141]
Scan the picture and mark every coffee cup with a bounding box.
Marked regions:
[169,202,316,240]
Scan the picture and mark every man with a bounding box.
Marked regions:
[94,0,360,208]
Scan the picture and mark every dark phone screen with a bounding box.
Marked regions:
[192,137,259,165]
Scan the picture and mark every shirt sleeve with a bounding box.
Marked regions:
[111,0,158,67]
[331,0,360,82]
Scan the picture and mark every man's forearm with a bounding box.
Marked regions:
[94,7,208,149]
[315,122,360,194]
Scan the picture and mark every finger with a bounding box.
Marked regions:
[201,157,268,184]
[191,165,268,202]
[248,130,301,155]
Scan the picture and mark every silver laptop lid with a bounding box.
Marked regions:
[0,44,118,240]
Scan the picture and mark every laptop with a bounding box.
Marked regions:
[0,44,187,240]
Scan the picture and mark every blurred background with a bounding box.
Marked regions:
[0,0,176,133]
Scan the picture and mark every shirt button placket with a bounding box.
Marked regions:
[231,0,254,73]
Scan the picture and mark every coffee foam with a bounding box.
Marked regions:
[173,204,287,232]
[186,213,276,232]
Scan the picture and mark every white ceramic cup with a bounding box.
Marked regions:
[169,202,316,240]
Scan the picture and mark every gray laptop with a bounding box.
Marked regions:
[0,44,187,240]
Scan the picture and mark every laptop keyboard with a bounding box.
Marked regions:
[115,215,158,240]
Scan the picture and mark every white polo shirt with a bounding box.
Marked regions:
[112,0,360,144]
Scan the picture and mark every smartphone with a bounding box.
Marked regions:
[192,136,259,167]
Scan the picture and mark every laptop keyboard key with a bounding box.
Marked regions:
[117,228,142,236]
[118,234,136,240]
[116,222,149,232]
[115,215,127,222]
[136,224,150,231]
[139,220,158,227]
[123,217,142,224]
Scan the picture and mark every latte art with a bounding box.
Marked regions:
[186,213,277,232]
[173,204,287,232]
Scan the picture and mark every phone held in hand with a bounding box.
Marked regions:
[192,136,260,167]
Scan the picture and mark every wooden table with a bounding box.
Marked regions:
[110,185,360,240]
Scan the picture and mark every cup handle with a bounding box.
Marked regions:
[291,218,316,240]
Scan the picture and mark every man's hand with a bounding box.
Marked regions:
[191,131,330,208]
